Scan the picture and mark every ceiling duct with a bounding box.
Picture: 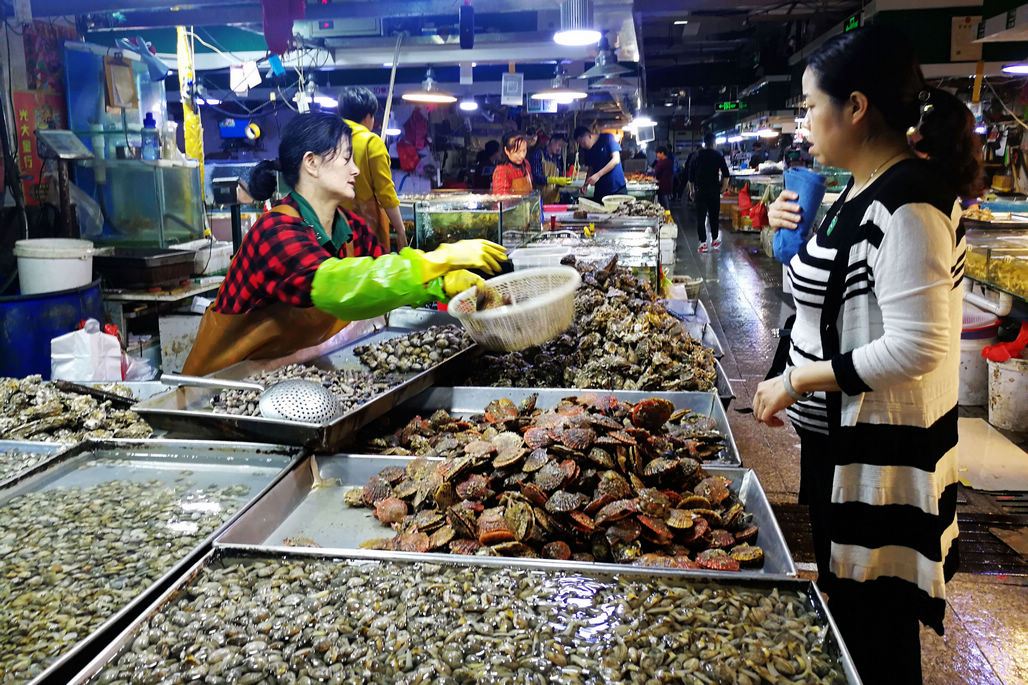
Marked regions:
[581,35,630,79]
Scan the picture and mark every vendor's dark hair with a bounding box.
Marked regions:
[549,132,567,143]
[249,113,353,200]
[501,131,528,163]
[339,86,379,123]
[573,125,592,141]
[807,25,980,196]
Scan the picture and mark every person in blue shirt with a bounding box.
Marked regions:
[573,126,627,201]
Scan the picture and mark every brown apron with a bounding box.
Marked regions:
[510,174,533,195]
[181,204,353,376]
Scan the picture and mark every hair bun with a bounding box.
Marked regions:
[247,159,281,202]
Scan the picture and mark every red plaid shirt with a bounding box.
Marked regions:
[213,195,386,314]
[490,160,532,194]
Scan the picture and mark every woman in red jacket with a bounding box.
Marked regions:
[491,131,533,195]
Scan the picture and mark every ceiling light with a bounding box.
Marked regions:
[727,135,743,143]
[581,35,631,78]
[198,96,221,106]
[631,114,655,127]
[742,131,760,138]
[314,95,338,108]
[459,98,479,111]
[555,28,601,46]
[757,128,779,138]
[715,136,726,144]
[1002,62,1028,74]
[402,68,457,104]
[384,127,402,136]
[975,125,987,134]
[554,0,600,46]
[532,64,588,102]
[674,20,689,25]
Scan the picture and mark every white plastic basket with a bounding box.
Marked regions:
[448,266,582,351]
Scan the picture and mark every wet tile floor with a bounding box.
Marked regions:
[671,202,1028,684]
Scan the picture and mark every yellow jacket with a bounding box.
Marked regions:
[343,119,401,207]
[342,119,401,247]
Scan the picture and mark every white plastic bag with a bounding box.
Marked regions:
[51,318,124,381]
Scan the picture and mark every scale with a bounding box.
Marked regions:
[35,129,94,237]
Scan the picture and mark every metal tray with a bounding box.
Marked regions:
[93,248,195,289]
[215,454,794,576]
[357,386,740,465]
[0,439,72,489]
[132,328,476,452]
[71,548,859,685]
[0,438,303,685]
[389,306,727,361]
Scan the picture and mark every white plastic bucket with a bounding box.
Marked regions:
[12,239,94,295]
[987,356,1028,431]
[959,304,1000,406]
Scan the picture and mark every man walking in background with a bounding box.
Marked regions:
[653,146,674,210]
[688,132,730,253]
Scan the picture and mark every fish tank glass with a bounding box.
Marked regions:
[76,159,205,247]
[965,230,1028,300]
[406,191,542,251]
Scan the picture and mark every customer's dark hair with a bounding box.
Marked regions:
[807,25,980,196]
[249,113,352,200]
[339,86,379,123]
[656,146,668,154]
[549,132,567,143]
[573,125,592,141]
[501,131,528,163]
[703,132,715,146]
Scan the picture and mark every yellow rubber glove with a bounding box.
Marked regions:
[547,176,571,186]
[416,239,507,280]
[443,269,485,298]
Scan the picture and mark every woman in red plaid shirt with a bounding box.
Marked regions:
[490,131,533,195]
[184,113,506,375]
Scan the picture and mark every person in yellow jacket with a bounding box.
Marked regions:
[182,112,504,376]
[339,86,408,250]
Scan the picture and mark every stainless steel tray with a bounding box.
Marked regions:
[0,438,304,685]
[0,439,71,489]
[389,306,727,360]
[71,548,860,685]
[132,328,476,452]
[359,386,740,465]
[215,454,795,576]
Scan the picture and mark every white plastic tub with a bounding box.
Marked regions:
[988,356,1028,431]
[13,238,94,295]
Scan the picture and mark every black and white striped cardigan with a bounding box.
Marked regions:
[786,158,963,632]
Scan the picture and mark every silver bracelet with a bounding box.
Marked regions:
[782,366,812,402]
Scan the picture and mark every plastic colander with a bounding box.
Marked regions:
[447,266,582,351]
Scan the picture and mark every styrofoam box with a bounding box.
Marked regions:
[176,239,234,275]
[660,222,678,239]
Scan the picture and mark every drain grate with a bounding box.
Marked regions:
[982,490,1028,518]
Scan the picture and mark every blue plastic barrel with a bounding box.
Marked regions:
[0,279,104,379]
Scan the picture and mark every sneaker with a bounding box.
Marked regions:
[698,243,709,254]
[711,238,722,250]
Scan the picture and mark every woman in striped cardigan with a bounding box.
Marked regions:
[752,26,980,684]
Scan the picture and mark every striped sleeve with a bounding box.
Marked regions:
[847,203,957,391]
